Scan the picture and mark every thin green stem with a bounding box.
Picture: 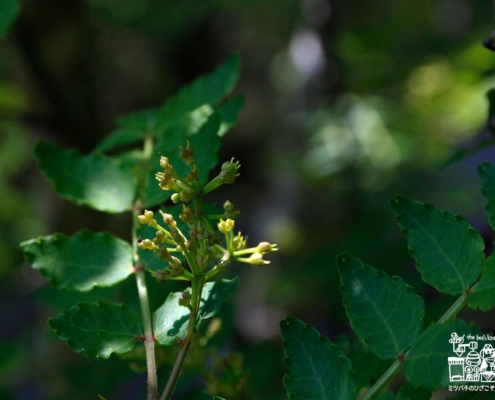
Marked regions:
[133,134,158,400]
[133,206,158,400]
[359,283,477,400]
[160,278,202,400]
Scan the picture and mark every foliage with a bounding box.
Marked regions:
[278,159,495,398]
[20,56,278,400]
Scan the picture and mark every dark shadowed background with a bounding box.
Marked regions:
[2,0,495,399]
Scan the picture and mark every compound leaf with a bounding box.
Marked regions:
[280,316,355,400]
[403,319,479,389]
[391,196,484,295]
[478,162,495,231]
[337,253,424,359]
[35,141,137,213]
[0,0,19,39]
[48,301,142,359]
[20,230,133,291]
[469,254,495,311]
[153,277,239,346]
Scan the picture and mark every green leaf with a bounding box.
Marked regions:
[213,398,226,400]
[391,196,484,295]
[20,230,133,291]
[397,384,431,400]
[34,141,137,213]
[403,319,480,389]
[478,162,495,231]
[219,93,244,137]
[93,128,144,154]
[144,112,222,207]
[280,316,355,400]
[337,253,424,359]
[159,54,240,121]
[469,254,495,311]
[48,301,142,359]
[153,277,239,346]
[375,393,395,400]
[0,0,19,39]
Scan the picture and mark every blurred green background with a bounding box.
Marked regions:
[2,0,495,399]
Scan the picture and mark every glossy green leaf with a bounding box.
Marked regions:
[213,398,226,400]
[159,54,240,121]
[337,253,424,359]
[0,0,19,39]
[280,316,355,400]
[478,162,495,230]
[34,141,137,213]
[48,301,142,359]
[469,254,495,311]
[219,93,244,137]
[391,196,484,295]
[403,319,480,389]
[153,277,239,346]
[20,230,133,291]
[144,112,221,207]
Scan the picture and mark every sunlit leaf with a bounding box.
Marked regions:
[49,301,142,359]
[219,93,244,137]
[153,277,239,346]
[280,316,355,400]
[159,54,240,121]
[35,141,137,213]
[391,196,484,295]
[337,253,424,359]
[20,230,133,291]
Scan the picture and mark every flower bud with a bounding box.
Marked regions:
[248,252,270,266]
[138,238,158,251]
[155,246,170,260]
[170,228,184,245]
[219,158,240,184]
[257,242,278,255]
[179,205,194,223]
[179,140,195,166]
[160,212,177,228]
[154,230,167,244]
[233,232,247,250]
[171,193,181,203]
[138,210,156,226]
[218,219,235,234]
[160,156,173,171]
